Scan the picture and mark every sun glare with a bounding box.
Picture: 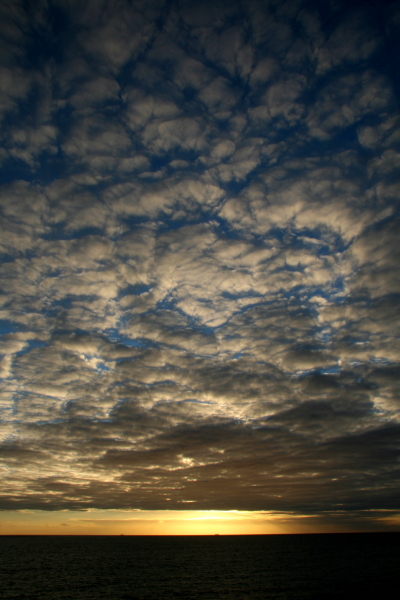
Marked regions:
[0,510,290,536]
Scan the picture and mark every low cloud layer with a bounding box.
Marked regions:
[0,0,399,527]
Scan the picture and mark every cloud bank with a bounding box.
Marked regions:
[0,0,399,527]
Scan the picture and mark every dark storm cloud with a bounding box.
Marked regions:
[0,0,399,526]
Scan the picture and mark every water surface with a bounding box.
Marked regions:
[1,533,399,599]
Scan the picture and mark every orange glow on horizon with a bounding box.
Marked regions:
[1,509,397,535]
[0,510,286,536]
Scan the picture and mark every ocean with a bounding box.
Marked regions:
[0,534,399,600]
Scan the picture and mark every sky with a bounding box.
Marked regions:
[0,0,399,536]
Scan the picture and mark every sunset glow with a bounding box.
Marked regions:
[2,509,399,536]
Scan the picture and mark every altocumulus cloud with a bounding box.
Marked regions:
[0,0,399,528]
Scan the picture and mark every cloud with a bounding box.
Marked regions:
[0,0,399,529]
[314,10,379,75]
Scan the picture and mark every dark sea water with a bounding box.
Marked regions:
[0,534,399,600]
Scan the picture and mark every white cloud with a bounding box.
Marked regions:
[0,0,399,519]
